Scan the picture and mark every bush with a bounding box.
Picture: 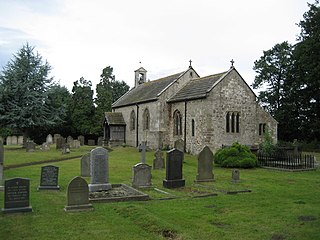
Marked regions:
[214,142,257,168]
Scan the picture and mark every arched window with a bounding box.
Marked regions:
[226,111,240,133]
[192,119,195,136]
[130,110,135,131]
[143,108,150,130]
[173,110,182,136]
[226,112,230,133]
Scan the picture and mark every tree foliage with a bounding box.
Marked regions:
[70,77,95,135]
[0,43,63,140]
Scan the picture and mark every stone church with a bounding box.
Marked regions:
[103,61,277,154]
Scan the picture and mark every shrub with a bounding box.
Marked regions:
[214,142,257,168]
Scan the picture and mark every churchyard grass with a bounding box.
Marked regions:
[0,146,319,239]
[4,145,96,167]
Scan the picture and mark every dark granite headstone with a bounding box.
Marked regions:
[132,163,152,188]
[2,178,33,213]
[38,165,60,190]
[64,177,93,212]
[81,153,91,177]
[195,146,214,182]
[153,149,165,169]
[89,147,111,192]
[163,148,185,188]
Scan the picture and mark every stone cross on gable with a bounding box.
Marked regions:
[189,59,192,68]
[140,142,146,164]
[230,59,235,68]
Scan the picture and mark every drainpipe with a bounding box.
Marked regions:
[136,104,139,147]
[184,101,187,153]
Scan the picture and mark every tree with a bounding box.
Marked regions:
[70,77,95,135]
[292,0,320,141]
[0,43,62,143]
[252,41,294,116]
[93,66,129,135]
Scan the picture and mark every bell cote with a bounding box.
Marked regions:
[134,67,147,87]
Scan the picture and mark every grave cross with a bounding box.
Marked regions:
[140,142,146,164]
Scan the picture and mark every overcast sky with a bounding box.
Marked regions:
[0,0,311,91]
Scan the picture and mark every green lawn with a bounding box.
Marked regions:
[0,146,319,240]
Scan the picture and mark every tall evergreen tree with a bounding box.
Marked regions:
[70,77,95,135]
[293,0,320,141]
[0,43,62,143]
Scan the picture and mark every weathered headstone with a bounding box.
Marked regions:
[46,134,53,144]
[38,165,60,190]
[132,163,152,188]
[78,135,85,146]
[153,149,165,169]
[174,139,184,153]
[26,141,36,152]
[97,137,103,146]
[56,137,66,150]
[89,147,111,192]
[40,142,50,151]
[71,140,80,149]
[0,140,4,191]
[163,148,185,188]
[2,178,33,213]
[67,136,73,144]
[81,153,91,177]
[64,176,93,212]
[6,136,12,145]
[88,139,95,146]
[11,136,18,145]
[53,134,61,144]
[232,169,240,183]
[61,143,70,154]
[195,146,214,182]
[17,136,24,145]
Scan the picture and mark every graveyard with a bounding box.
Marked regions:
[0,144,319,240]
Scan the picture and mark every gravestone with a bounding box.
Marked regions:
[97,137,103,146]
[132,163,152,188]
[46,134,53,144]
[56,137,66,149]
[140,142,146,164]
[81,153,91,177]
[78,135,85,146]
[2,178,33,213]
[53,134,61,144]
[88,139,95,146]
[163,148,185,188]
[61,143,70,154]
[11,136,18,145]
[67,136,73,144]
[38,165,60,190]
[153,149,165,169]
[6,136,12,145]
[71,140,80,149]
[89,147,112,192]
[26,141,36,152]
[232,169,240,183]
[0,140,4,191]
[18,136,24,145]
[64,176,93,212]
[195,146,214,182]
[40,142,50,151]
[174,139,184,153]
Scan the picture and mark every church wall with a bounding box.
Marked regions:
[172,69,277,155]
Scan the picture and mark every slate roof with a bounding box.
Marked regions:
[112,72,184,108]
[104,112,126,125]
[167,71,228,103]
